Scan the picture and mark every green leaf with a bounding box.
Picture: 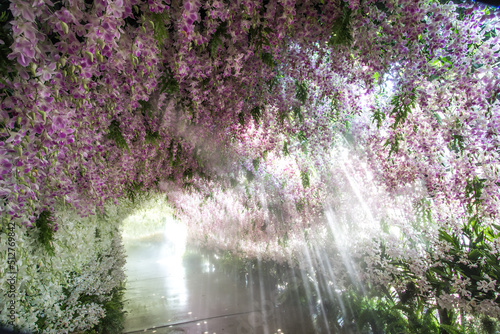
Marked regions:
[60,21,69,34]
[209,22,228,58]
[261,52,273,67]
[107,120,130,153]
[145,129,160,146]
[439,324,461,334]
[34,210,56,256]
[372,109,386,128]
[430,267,449,279]
[301,170,310,188]
[293,106,304,123]
[84,51,94,63]
[471,275,483,281]
[252,158,259,171]
[393,305,412,313]
[383,132,403,156]
[438,229,458,247]
[328,4,352,47]
[283,141,289,156]
[297,130,307,143]
[150,12,170,47]
[295,80,308,104]
[159,69,179,94]
[468,249,481,261]
[250,105,261,123]
[390,89,416,129]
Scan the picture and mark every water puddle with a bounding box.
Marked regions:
[123,233,323,334]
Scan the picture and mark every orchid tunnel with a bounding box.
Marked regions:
[0,0,499,332]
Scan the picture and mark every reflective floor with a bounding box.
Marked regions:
[123,232,305,334]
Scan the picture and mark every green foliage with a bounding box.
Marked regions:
[261,52,274,68]
[383,131,403,156]
[390,205,500,333]
[451,134,465,155]
[480,315,499,334]
[458,217,500,293]
[87,285,127,334]
[60,282,127,334]
[300,170,310,188]
[137,100,162,147]
[158,68,179,95]
[250,105,261,123]
[293,106,304,123]
[183,168,193,188]
[168,142,184,167]
[465,176,486,213]
[238,112,245,126]
[369,189,500,334]
[252,158,260,171]
[295,80,308,104]
[125,180,144,203]
[34,210,56,256]
[266,73,281,92]
[246,168,255,182]
[296,130,309,152]
[107,120,130,153]
[295,198,306,212]
[283,141,289,156]
[145,129,160,145]
[248,25,273,55]
[276,262,442,334]
[352,279,458,334]
[372,109,386,128]
[440,323,462,334]
[149,12,169,48]
[229,177,238,187]
[390,89,417,129]
[328,3,353,47]
[0,10,16,83]
[35,313,48,332]
[209,22,229,58]
[349,294,409,333]
[138,99,153,116]
[297,130,307,143]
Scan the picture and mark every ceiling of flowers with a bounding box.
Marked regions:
[1,0,500,328]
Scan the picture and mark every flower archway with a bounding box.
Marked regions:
[1,0,499,332]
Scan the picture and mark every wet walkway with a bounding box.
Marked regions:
[122,231,309,334]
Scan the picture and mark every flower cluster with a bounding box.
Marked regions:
[0,200,129,333]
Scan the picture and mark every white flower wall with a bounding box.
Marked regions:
[0,202,128,333]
